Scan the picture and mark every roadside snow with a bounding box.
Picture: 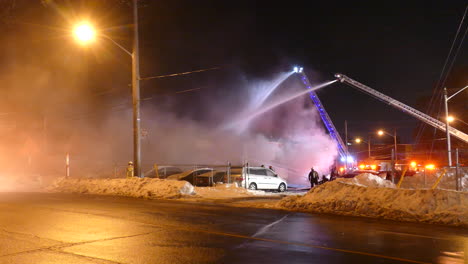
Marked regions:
[49,177,194,199]
[48,178,284,200]
[336,173,395,188]
[279,176,468,227]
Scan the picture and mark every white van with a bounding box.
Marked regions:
[240,166,287,192]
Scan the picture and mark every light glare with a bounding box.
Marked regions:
[74,23,95,43]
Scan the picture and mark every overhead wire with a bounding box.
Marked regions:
[415,5,468,144]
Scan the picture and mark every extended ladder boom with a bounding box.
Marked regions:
[335,73,468,144]
[301,73,349,158]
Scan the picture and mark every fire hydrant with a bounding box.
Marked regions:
[126,161,134,178]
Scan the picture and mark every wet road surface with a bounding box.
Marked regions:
[0,192,466,263]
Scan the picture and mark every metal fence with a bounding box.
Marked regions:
[398,167,467,191]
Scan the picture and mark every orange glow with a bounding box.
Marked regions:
[370,165,377,170]
[377,130,384,136]
[74,22,95,43]
[339,167,345,172]
[425,164,435,170]
[359,164,365,169]
[355,138,362,143]
[447,116,454,123]
[410,161,417,168]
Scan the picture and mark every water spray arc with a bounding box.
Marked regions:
[227,80,338,129]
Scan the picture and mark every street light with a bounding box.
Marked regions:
[73,22,95,43]
[377,129,397,182]
[444,85,468,166]
[72,0,142,177]
[354,137,371,158]
[377,129,397,157]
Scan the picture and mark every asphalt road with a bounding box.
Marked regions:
[0,193,466,264]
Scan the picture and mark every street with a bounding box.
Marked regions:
[0,192,466,264]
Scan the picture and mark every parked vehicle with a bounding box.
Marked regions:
[166,168,213,185]
[143,166,183,179]
[240,166,287,192]
[195,169,243,187]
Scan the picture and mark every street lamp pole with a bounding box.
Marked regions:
[132,0,142,178]
[367,137,371,159]
[443,85,468,167]
[393,128,397,162]
[443,88,452,167]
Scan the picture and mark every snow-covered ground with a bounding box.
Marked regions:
[279,174,468,227]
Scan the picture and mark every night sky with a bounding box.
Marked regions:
[1,0,467,150]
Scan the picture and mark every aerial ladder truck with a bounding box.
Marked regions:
[334,73,468,145]
[294,69,468,170]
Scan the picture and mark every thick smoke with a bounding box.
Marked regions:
[109,71,338,185]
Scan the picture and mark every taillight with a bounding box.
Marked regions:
[237,177,243,181]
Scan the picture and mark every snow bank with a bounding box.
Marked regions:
[336,173,395,188]
[193,183,282,199]
[49,177,194,199]
[279,180,468,227]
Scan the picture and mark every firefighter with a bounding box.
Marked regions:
[308,167,319,188]
[126,161,134,178]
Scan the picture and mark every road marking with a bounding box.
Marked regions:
[180,227,432,264]
[251,214,289,237]
[376,230,457,241]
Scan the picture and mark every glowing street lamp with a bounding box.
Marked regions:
[377,129,397,183]
[354,137,371,158]
[71,0,142,178]
[447,116,454,123]
[444,85,468,166]
[73,23,95,43]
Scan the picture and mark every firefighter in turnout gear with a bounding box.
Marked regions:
[126,161,134,178]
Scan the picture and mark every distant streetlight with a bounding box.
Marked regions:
[444,85,468,167]
[377,129,397,157]
[354,137,371,158]
[71,0,142,177]
[447,116,455,123]
[377,129,397,182]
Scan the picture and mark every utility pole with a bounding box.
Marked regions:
[393,128,397,163]
[132,0,142,178]
[345,120,348,169]
[443,88,452,166]
[367,137,371,158]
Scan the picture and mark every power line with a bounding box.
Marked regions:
[416,5,468,145]
[139,66,220,81]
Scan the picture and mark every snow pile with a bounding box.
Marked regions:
[49,177,195,199]
[336,173,395,188]
[279,180,468,227]
[193,183,279,199]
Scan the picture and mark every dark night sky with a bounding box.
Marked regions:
[2,0,467,147]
